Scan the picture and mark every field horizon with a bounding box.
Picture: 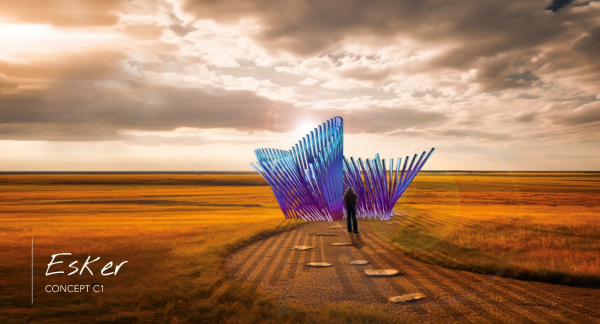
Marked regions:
[1,172,599,322]
[2,171,600,174]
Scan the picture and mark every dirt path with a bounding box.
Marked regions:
[225,215,600,323]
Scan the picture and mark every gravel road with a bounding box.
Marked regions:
[225,215,600,323]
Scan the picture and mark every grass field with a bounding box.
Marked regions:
[0,174,298,323]
[0,172,598,322]
[0,174,401,323]
[374,172,600,287]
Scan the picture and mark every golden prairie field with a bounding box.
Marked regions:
[380,172,600,286]
[0,174,305,323]
[0,172,599,322]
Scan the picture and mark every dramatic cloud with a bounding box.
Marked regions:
[546,0,574,12]
[0,81,287,141]
[0,0,598,170]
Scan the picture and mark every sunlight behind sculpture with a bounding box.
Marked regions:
[251,116,434,221]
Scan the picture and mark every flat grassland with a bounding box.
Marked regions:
[0,172,598,323]
[0,174,309,323]
[382,172,600,287]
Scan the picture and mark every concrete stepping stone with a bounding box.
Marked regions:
[306,262,333,267]
[388,293,426,303]
[350,260,369,265]
[365,269,399,277]
[292,246,314,251]
[315,233,335,236]
[331,242,352,246]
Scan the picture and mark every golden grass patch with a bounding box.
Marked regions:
[374,172,600,286]
[0,174,303,322]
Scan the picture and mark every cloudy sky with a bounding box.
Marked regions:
[0,0,599,171]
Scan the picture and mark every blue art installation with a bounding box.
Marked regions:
[251,116,434,221]
[343,149,435,220]
[251,117,345,221]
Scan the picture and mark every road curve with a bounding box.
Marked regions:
[225,216,600,323]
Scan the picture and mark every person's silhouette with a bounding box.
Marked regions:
[344,187,359,234]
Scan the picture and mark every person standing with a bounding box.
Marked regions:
[344,187,359,234]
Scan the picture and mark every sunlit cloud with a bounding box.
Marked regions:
[0,24,122,62]
[0,0,599,170]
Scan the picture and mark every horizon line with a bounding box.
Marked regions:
[1,170,599,174]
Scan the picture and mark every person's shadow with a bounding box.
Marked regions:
[349,233,366,249]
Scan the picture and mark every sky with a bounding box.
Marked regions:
[0,0,599,171]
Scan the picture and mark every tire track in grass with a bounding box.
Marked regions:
[393,211,598,322]
[211,280,233,302]
[328,234,394,304]
[226,220,600,322]
[331,244,354,294]
[393,210,442,225]
[314,235,323,263]
[395,210,483,230]
[400,246,562,324]
[228,235,275,280]
[239,233,286,282]
[252,229,298,286]
[373,233,536,321]
[360,233,475,323]
[244,233,288,283]
[420,215,472,228]
[279,228,304,281]
[319,236,327,262]
[435,212,511,229]
[474,273,596,323]
[350,230,433,315]
[227,239,269,275]
[447,268,578,324]
[288,231,309,280]
[365,232,548,323]
[395,209,492,230]
[399,215,450,231]
[306,234,316,266]
[351,239,431,317]
[363,232,517,323]
[391,212,595,323]
[268,229,302,286]
[514,279,600,320]
[404,247,578,323]
[425,214,498,230]
[395,212,448,228]
[226,220,289,277]
[392,211,476,233]
[403,209,505,230]
[326,230,388,305]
